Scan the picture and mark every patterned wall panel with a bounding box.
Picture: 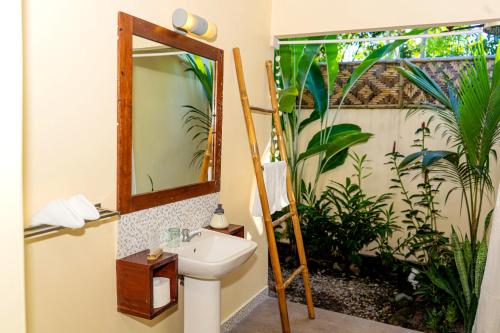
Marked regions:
[117,192,219,258]
[300,57,494,109]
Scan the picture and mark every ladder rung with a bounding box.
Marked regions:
[272,212,292,227]
[284,265,305,289]
[250,106,275,114]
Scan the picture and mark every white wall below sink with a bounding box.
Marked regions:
[185,278,221,333]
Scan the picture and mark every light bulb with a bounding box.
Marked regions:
[172,8,217,42]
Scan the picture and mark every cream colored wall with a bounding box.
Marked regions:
[132,54,206,193]
[23,1,272,332]
[23,1,500,332]
[299,109,500,241]
[271,0,500,37]
[0,0,26,332]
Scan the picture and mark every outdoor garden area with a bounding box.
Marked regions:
[269,26,500,333]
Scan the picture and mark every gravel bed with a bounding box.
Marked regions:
[268,267,399,323]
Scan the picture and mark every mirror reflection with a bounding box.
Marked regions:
[131,35,215,195]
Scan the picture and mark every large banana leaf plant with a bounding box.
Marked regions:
[397,40,500,332]
[275,30,425,201]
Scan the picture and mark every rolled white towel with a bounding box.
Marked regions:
[31,199,85,229]
[67,194,100,220]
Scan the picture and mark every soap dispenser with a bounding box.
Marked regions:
[210,204,228,229]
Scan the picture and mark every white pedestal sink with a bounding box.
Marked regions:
[162,229,257,333]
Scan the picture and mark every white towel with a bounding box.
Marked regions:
[31,199,85,229]
[31,194,100,229]
[251,161,290,217]
[67,194,100,220]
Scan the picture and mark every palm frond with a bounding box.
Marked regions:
[181,54,215,168]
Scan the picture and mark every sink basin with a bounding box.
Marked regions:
[162,229,257,333]
[164,229,257,279]
[162,228,257,333]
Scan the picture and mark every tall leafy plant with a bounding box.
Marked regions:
[396,40,500,332]
[275,29,426,201]
[397,41,500,245]
[386,121,448,265]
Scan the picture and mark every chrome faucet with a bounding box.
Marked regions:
[181,229,201,242]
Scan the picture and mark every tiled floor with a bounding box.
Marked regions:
[229,298,421,333]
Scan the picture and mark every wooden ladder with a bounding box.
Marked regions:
[233,48,315,333]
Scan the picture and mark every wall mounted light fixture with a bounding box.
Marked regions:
[172,8,217,42]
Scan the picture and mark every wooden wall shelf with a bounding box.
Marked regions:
[205,224,244,238]
[116,250,178,319]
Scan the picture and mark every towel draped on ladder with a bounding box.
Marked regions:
[251,161,290,217]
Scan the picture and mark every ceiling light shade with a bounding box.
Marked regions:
[172,8,217,41]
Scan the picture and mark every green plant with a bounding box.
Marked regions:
[320,153,396,266]
[304,26,499,61]
[181,54,214,168]
[413,259,459,332]
[297,191,335,262]
[386,121,449,265]
[295,153,398,268]
[425,307,443,332]
[276,45,371,201]
[373,202,400,267]
[425,303,459,333]
[147,174,154,192]
[397,41,500,246]
[396,40,500,332]
[385,123,453,325]
[274,29,425,202]
[424,226,490,333]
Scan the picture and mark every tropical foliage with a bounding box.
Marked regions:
[321,153,397,266]
[298,153,398,268]
[275,42,370,201]
[275,29,425,202]
[397,41,500,246]
[385,120,449,265]
[284,26,499,62]
[182,54,214,168]
[395,40,500,332]
[273,30,499,332]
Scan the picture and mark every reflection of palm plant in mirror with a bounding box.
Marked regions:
[147,174,155,192]
[182,54,214,169]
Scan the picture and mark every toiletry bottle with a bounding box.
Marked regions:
[210,204,228,229]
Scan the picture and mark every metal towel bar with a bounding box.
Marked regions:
[24,204,120,239]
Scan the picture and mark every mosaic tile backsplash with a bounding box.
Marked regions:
[117,192,219,258]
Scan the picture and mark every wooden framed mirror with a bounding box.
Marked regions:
[117,12,223,214]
